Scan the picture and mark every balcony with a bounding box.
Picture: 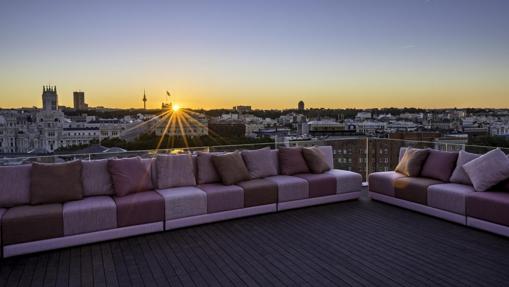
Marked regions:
[1,138,509,286]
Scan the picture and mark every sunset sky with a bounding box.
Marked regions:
[1,0,508,109]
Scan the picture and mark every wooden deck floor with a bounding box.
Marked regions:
[1,194,509,287]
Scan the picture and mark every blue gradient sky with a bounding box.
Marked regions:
[1,0,508,109]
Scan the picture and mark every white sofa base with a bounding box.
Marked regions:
[165,204,277,230]
[278,192,361,211]
[369,192,466,225]
[3,222,164,258]
[467,217,509,237]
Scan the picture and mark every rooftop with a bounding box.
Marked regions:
[1,190,508,286]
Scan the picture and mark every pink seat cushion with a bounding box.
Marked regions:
[114,191,164,227]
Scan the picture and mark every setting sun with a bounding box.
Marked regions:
[172,104,181,112]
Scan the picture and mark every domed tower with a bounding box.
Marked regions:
[298,100,305,111]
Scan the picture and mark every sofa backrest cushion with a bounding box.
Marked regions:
[0,165,31,208]
[30,160,84,204]
[196,152,223,184]
[212,151,251,185]
[82,159,114,197]
[108,157,154,196]
[463,148,509,192]
[303,147,331,174]
[420,150,458,182]
[241,148,278,179]
[395,148,429,177]
[278,147,310,175]
[318,146,334,169]
[156,154,196,189]
[449,150,480,185]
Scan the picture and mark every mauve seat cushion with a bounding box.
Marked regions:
[325,169,362,194]
[2,204,63,245]
[237,179,278,207]
[82,159,114,197]
[449,151,480,185]
[196,152,223,184]
[394,177,443,205]
[30,161,84,205]
[266,175,309,202]
[278,147,310,175]
[295,173,337,198]
[368,171,407,197]
[63,196,117,236]
[241,148,278,179]
[420,150,458,182]
[114,191,164,227]
[427,183,475,215]
[156,154,196,189]
[108,157,154,197]
[199,184,244,213]
[0,165,31,208]
[157,186,207,220]
[466,191,509,226]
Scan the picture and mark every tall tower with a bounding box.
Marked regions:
[42,85,58,111]
[143,90,147,110]
[73,91,87,110]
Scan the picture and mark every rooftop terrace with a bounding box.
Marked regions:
[1,190,509,287]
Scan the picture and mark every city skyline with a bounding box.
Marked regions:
[1,0,509,109]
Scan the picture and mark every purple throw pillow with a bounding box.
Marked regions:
[108,157,154,197]
[30,161,84,204]
[420,150,458,182]
[156,154,196,189]
[211,151,251,185]
[449,150,480,185]
[463,148,509,192]
[394,148,429,177]
[302,147,331,174]
[278,147,310,175]
[241,147,278,179]
[196,152,223,184]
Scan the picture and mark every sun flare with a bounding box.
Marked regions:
[172,104,181,112]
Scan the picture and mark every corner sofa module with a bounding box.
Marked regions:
[237,179,278,207]
[394,177,443,205]
[266,175,309,202]
[466,191,509,227]
[63,196,117,236]
[157,186,207,220]
[427,184,475,215]
[325,169,363,194]
[368,171,407,197]
[2,204,63,245]
[198,184,244,213]
[295,173,336,198]
[114,191,164,227]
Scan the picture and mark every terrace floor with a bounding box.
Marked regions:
[1,191,509,287]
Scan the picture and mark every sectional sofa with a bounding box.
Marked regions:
[0,146,362,258]
[368,147,509,237]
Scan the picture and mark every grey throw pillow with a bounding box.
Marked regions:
[449,150,480,185]
[463,148,509,192]
[212,151,251,185]
[156,154,196,189]
[395,148,429,177]
[302,147,331,174]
